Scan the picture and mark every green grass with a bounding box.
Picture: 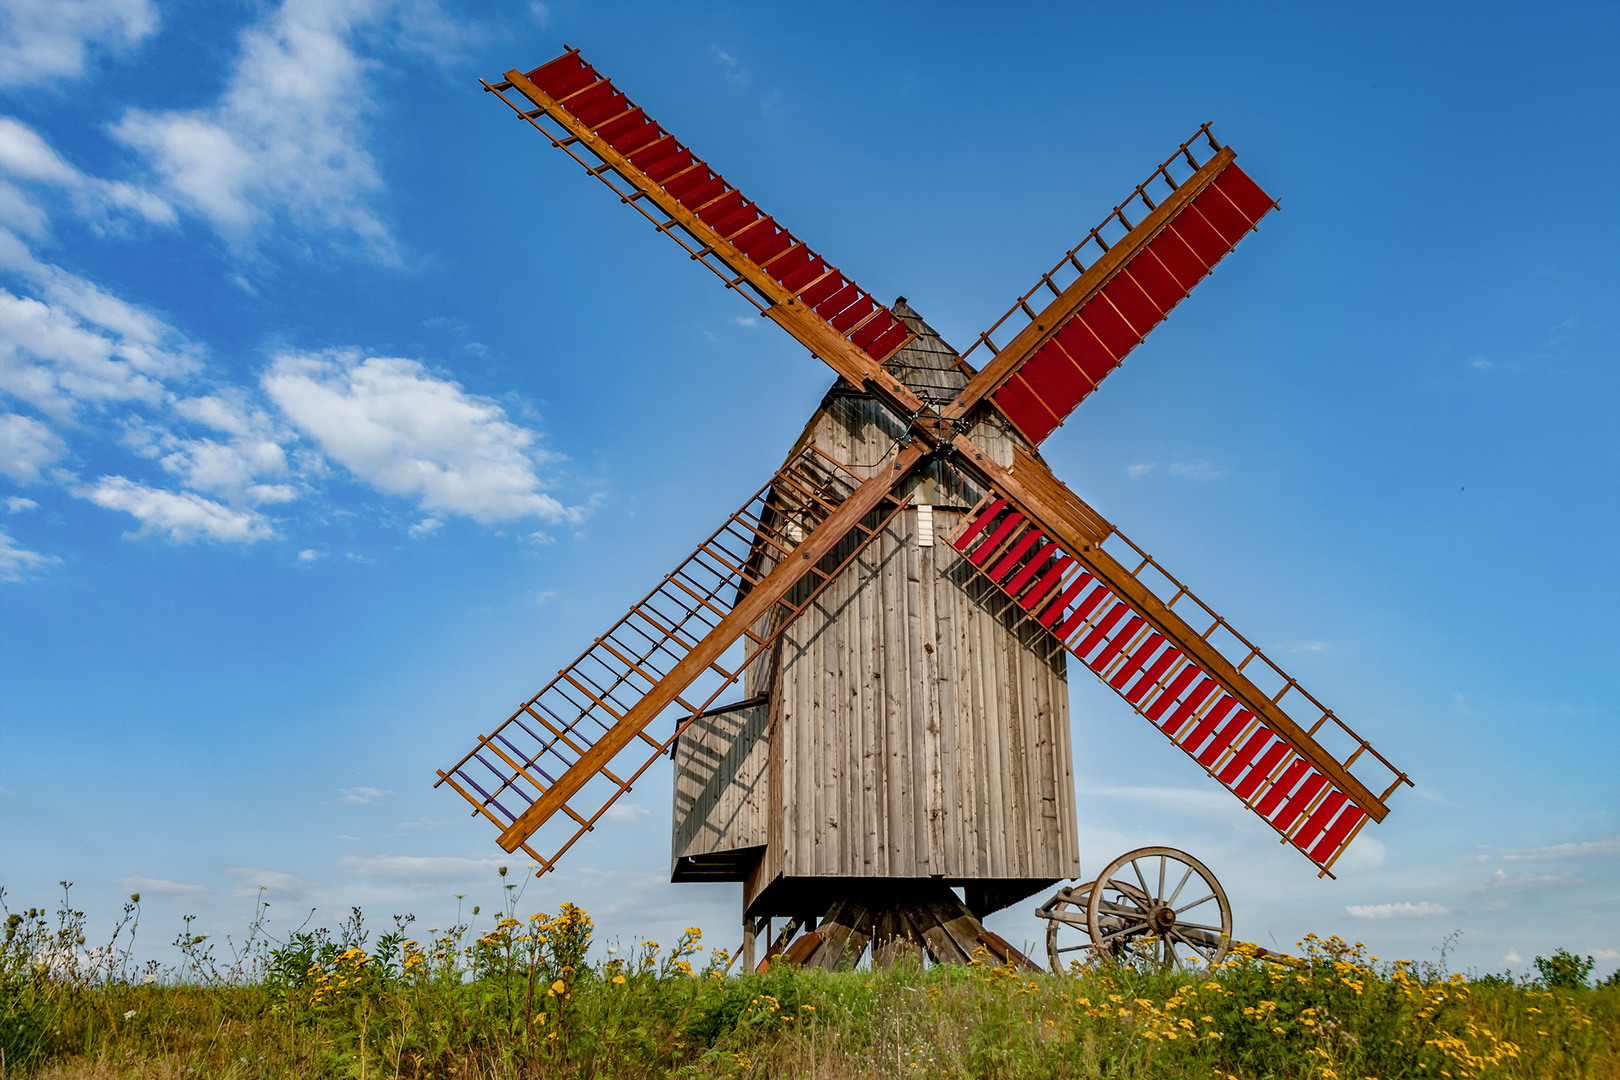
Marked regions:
[3,884,1616,1079]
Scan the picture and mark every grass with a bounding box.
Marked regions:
[3,880,1616,1079]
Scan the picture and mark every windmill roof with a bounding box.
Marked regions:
[882,297,974,404]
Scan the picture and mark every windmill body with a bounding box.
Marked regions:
[439,48,1413,973]
[672,302,1079,931]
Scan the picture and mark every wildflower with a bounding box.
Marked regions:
[550,979,567,996]
[613,974,627,985]
[123,1010,136,1020]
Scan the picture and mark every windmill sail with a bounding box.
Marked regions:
[484,50,921,409]
[946,127,1277,445]
[436,445,914,869]
[942,465,1408,874]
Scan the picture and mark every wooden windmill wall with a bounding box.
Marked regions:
[672,300,1081,919]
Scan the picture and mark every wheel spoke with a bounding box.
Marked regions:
[1177,920,1226,933]
[1158,854,1167,903]
[1175,893,1217,915]
[1167,865,1195,907]
[1132,859,1152,902]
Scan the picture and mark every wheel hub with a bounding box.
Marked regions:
[1147,903,1176,934]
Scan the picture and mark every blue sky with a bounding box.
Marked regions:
[0,0,1615,979]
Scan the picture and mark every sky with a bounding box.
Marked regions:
[0,0,1616,981]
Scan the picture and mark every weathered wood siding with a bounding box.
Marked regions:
[766,505,1078,882]
[671,700,771,863]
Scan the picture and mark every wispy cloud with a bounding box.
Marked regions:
[0,526,57,580]
[112,0,394,259]
[1125,462,1156,478]
[0,230,202,421]
[711,46,751,86]
[1470,869,1578,892]
[118,876,210,901]
[0,0,158,89]
[73,476,274,543]
[338,786,390,804]
[226,866,312,899]
[338,854,504,884]
[1170,459,1227,481]
[1345,900,1448,919]
[1503,835,1620,860]
[5,495,38,512]
[0,117,172,234]
[604,802,649,825]
[0,411,64,483]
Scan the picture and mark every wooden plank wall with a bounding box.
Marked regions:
[770,505,1079,882]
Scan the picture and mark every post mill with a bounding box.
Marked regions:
[438,48,1412,972]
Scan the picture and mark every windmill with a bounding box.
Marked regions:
[437,48,1412,973]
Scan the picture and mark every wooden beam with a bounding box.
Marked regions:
[501,69,926,420]
[943,147,1235,422]
[496,444,926,851]
[952,434,1390,822]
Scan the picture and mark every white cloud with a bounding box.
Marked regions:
[6,495,38,511]
[1595,948,1619,961]
[0,527,57,580]
[338,786,389,804]
[338,854,504,884]
[124,393,297,507]
[1504,948,1523,964]
[711,46,750,86]
[118,876,210,901]
[1471,869,1578,892]
[74,475,273,543]
[297,548,321,561]
[1170,459,1227,481]
[112,0,392,257]
[0,0,157,88]
[0,411,65,482]
[0,233,201,420]
[604,802,650,825]
[1504,835,1620,860]
[1345,900,1448,919]
[264,351,574,525]
[407,516,441,537]
[226,867,311,899]
[730,315,757,327]
[1125,463,1156,478]
[0,117,172,227]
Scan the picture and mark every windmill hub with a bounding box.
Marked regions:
[437,47,1414,976]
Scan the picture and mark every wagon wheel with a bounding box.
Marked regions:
[1085,847,1232,970]
[1036,881,1098,973]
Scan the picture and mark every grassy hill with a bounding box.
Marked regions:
[4,889,1615,1078]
